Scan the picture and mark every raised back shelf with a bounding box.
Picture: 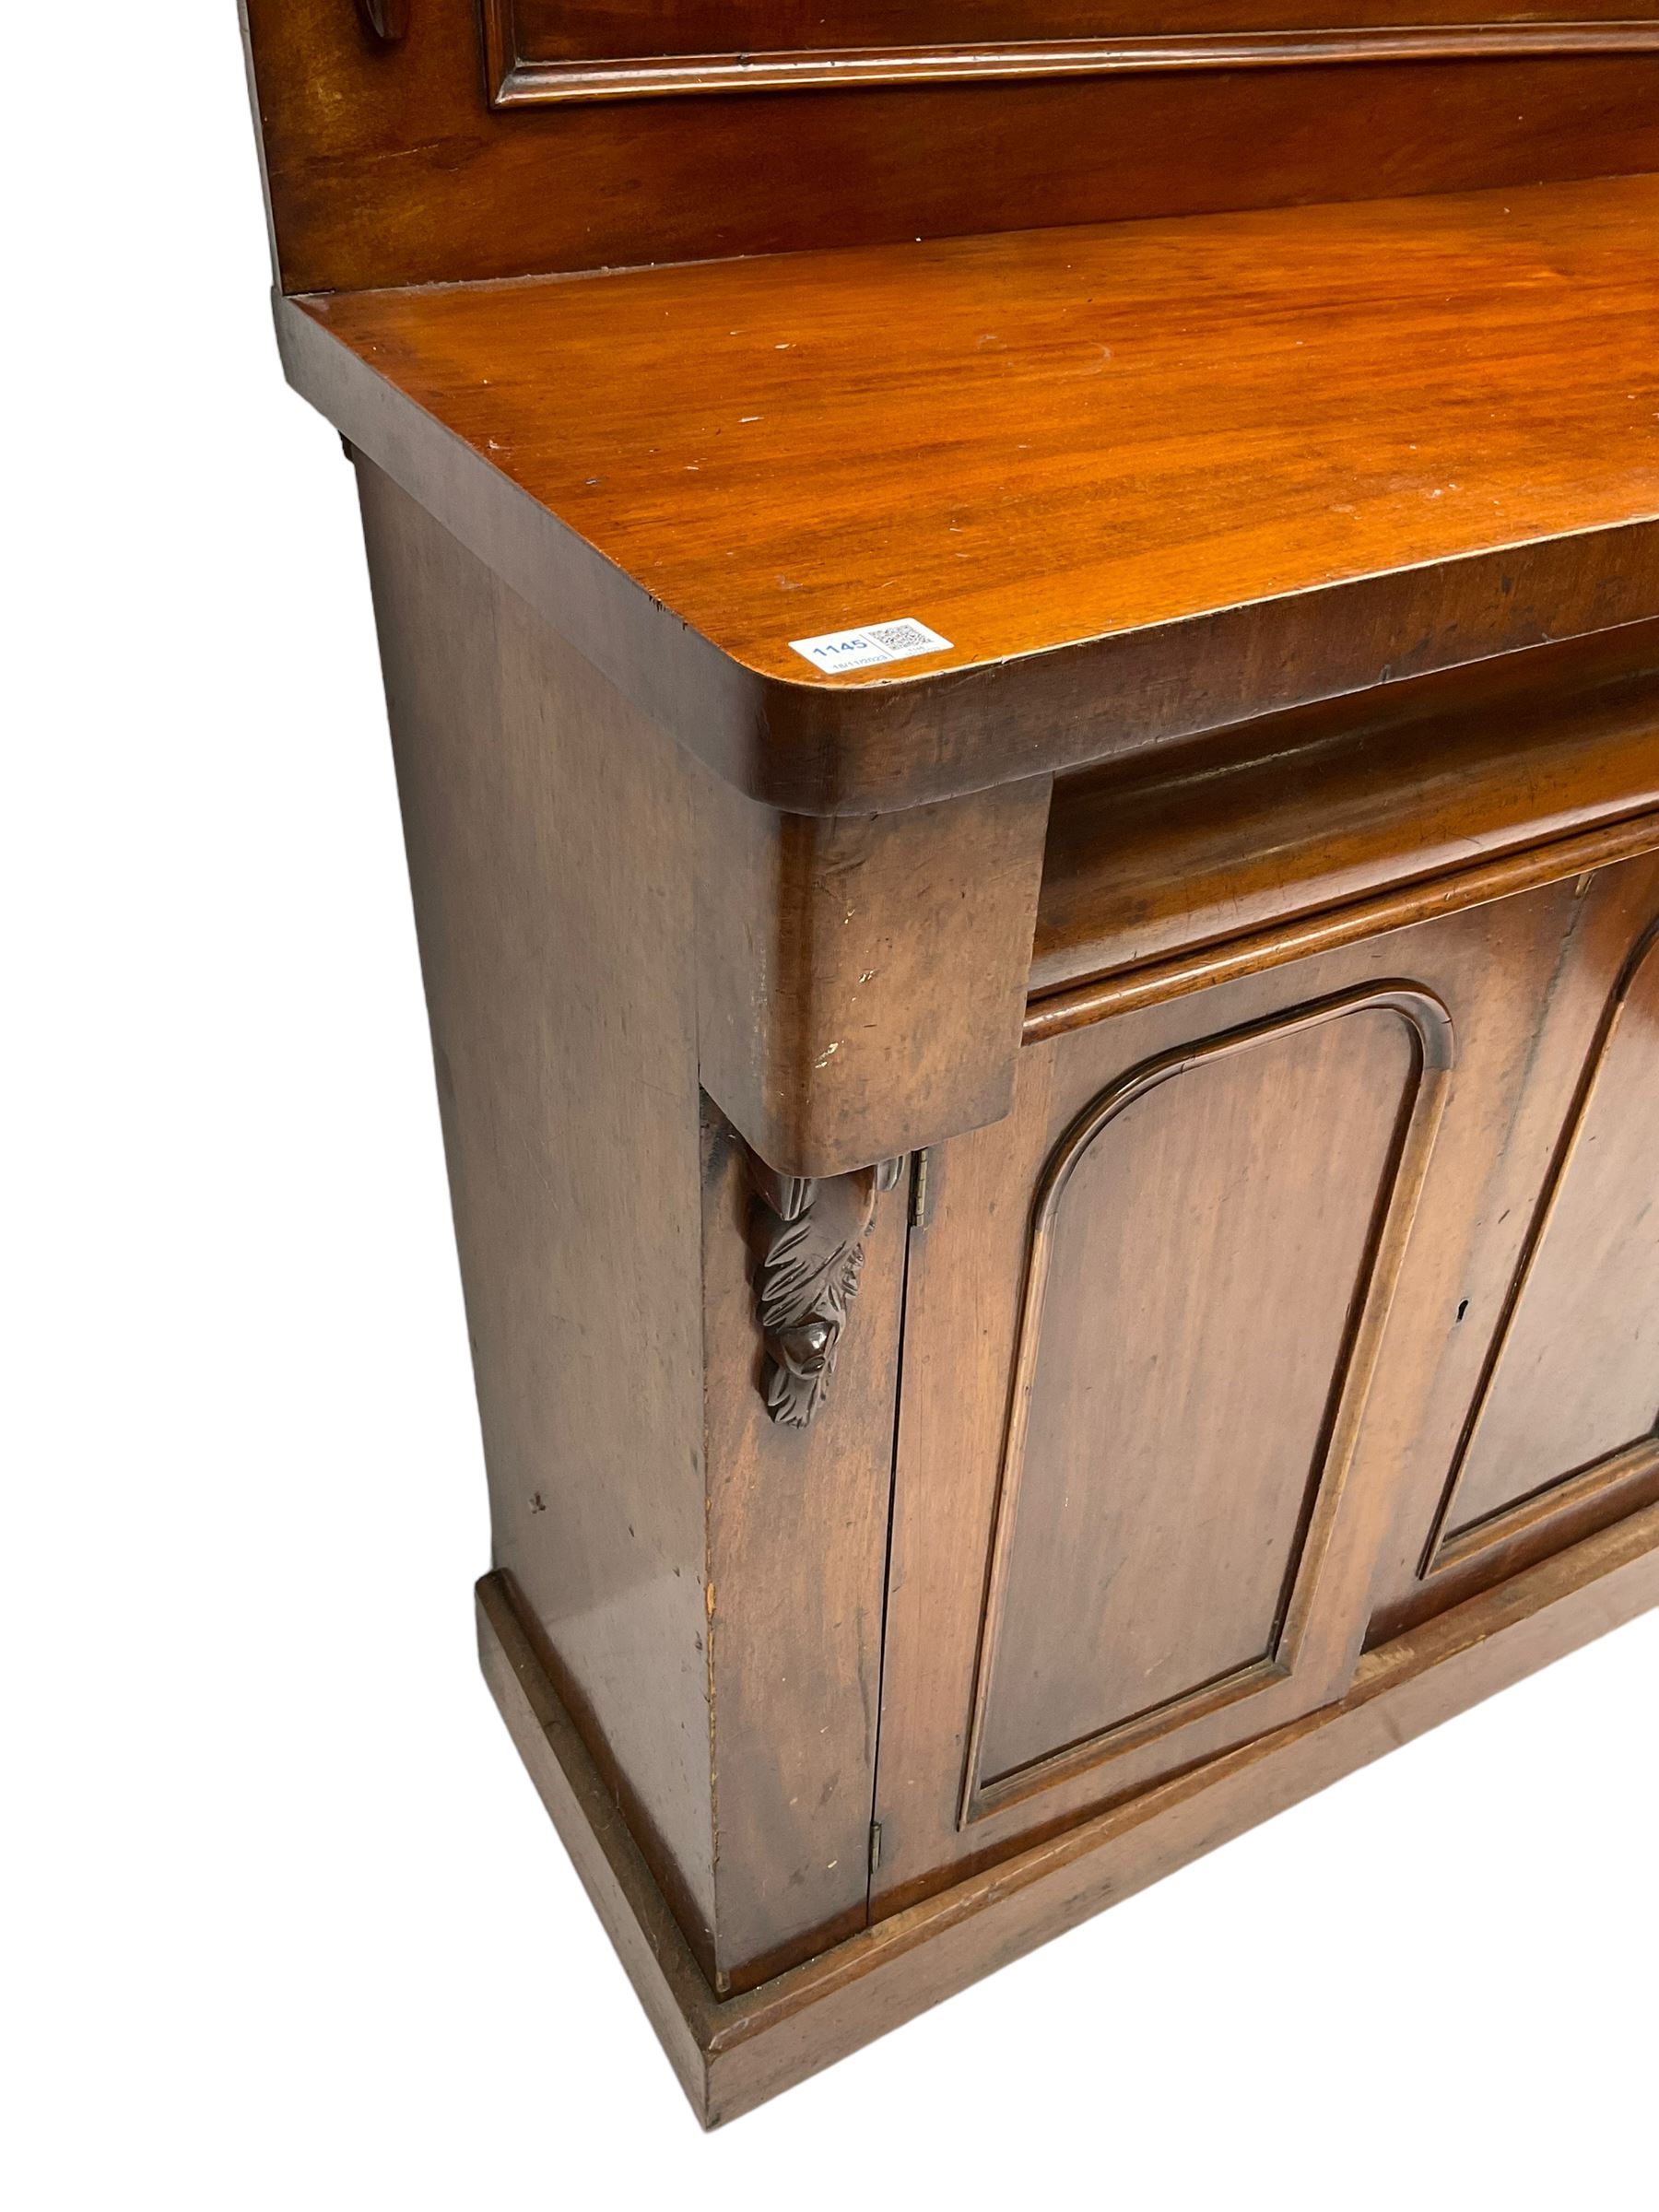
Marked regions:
[242,0,1659,290]
[483,0,1659,101]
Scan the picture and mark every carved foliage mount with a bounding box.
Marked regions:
[748,1154,903,1426]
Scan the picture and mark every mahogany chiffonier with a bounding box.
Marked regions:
[237,0,1659,2124]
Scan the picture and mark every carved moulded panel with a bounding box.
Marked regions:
[959,982,1453,1826]
[1420,915,1659,1576]
[482,0,1659,104]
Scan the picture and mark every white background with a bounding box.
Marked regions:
[6,8,1656,2206]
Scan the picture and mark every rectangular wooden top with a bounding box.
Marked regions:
[283,174,1659,810]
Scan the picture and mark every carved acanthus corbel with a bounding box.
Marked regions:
[747,1153,904,1427]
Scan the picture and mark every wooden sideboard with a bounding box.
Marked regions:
[238,0,1659,2124]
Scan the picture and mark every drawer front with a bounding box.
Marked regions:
[1030,623,1659,1004]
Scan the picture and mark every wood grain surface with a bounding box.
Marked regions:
[241,0,1659,292]
[1032,624,1659,995]
[488,0,1659,103]
[299,176,1659,690]
[1445,921,1659,1530]
[971,1001,1425,1799]
[355,461,722,1966]
[874,875,1627,1907]
[239,0,1659,2122]
[282,177,1659,810]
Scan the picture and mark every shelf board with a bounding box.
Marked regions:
[284,174,1659,807]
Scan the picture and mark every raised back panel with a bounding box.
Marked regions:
[241,4,1659,292]
[486,0,1653,99]
[964,986,1448,1818]
[1425,917,1659,1571]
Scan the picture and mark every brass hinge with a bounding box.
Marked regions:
[869,1820,884,1876]
[909,1148,932,1229]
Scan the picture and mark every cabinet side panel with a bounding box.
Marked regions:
[356,463,718,1965]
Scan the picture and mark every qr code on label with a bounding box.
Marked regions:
[865,621,938,655]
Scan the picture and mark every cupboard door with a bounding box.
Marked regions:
[1361,855,1659,1638]
[870,880,1604,1912]
[960,985,1448,1819]
[1419,906,1659,1577]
